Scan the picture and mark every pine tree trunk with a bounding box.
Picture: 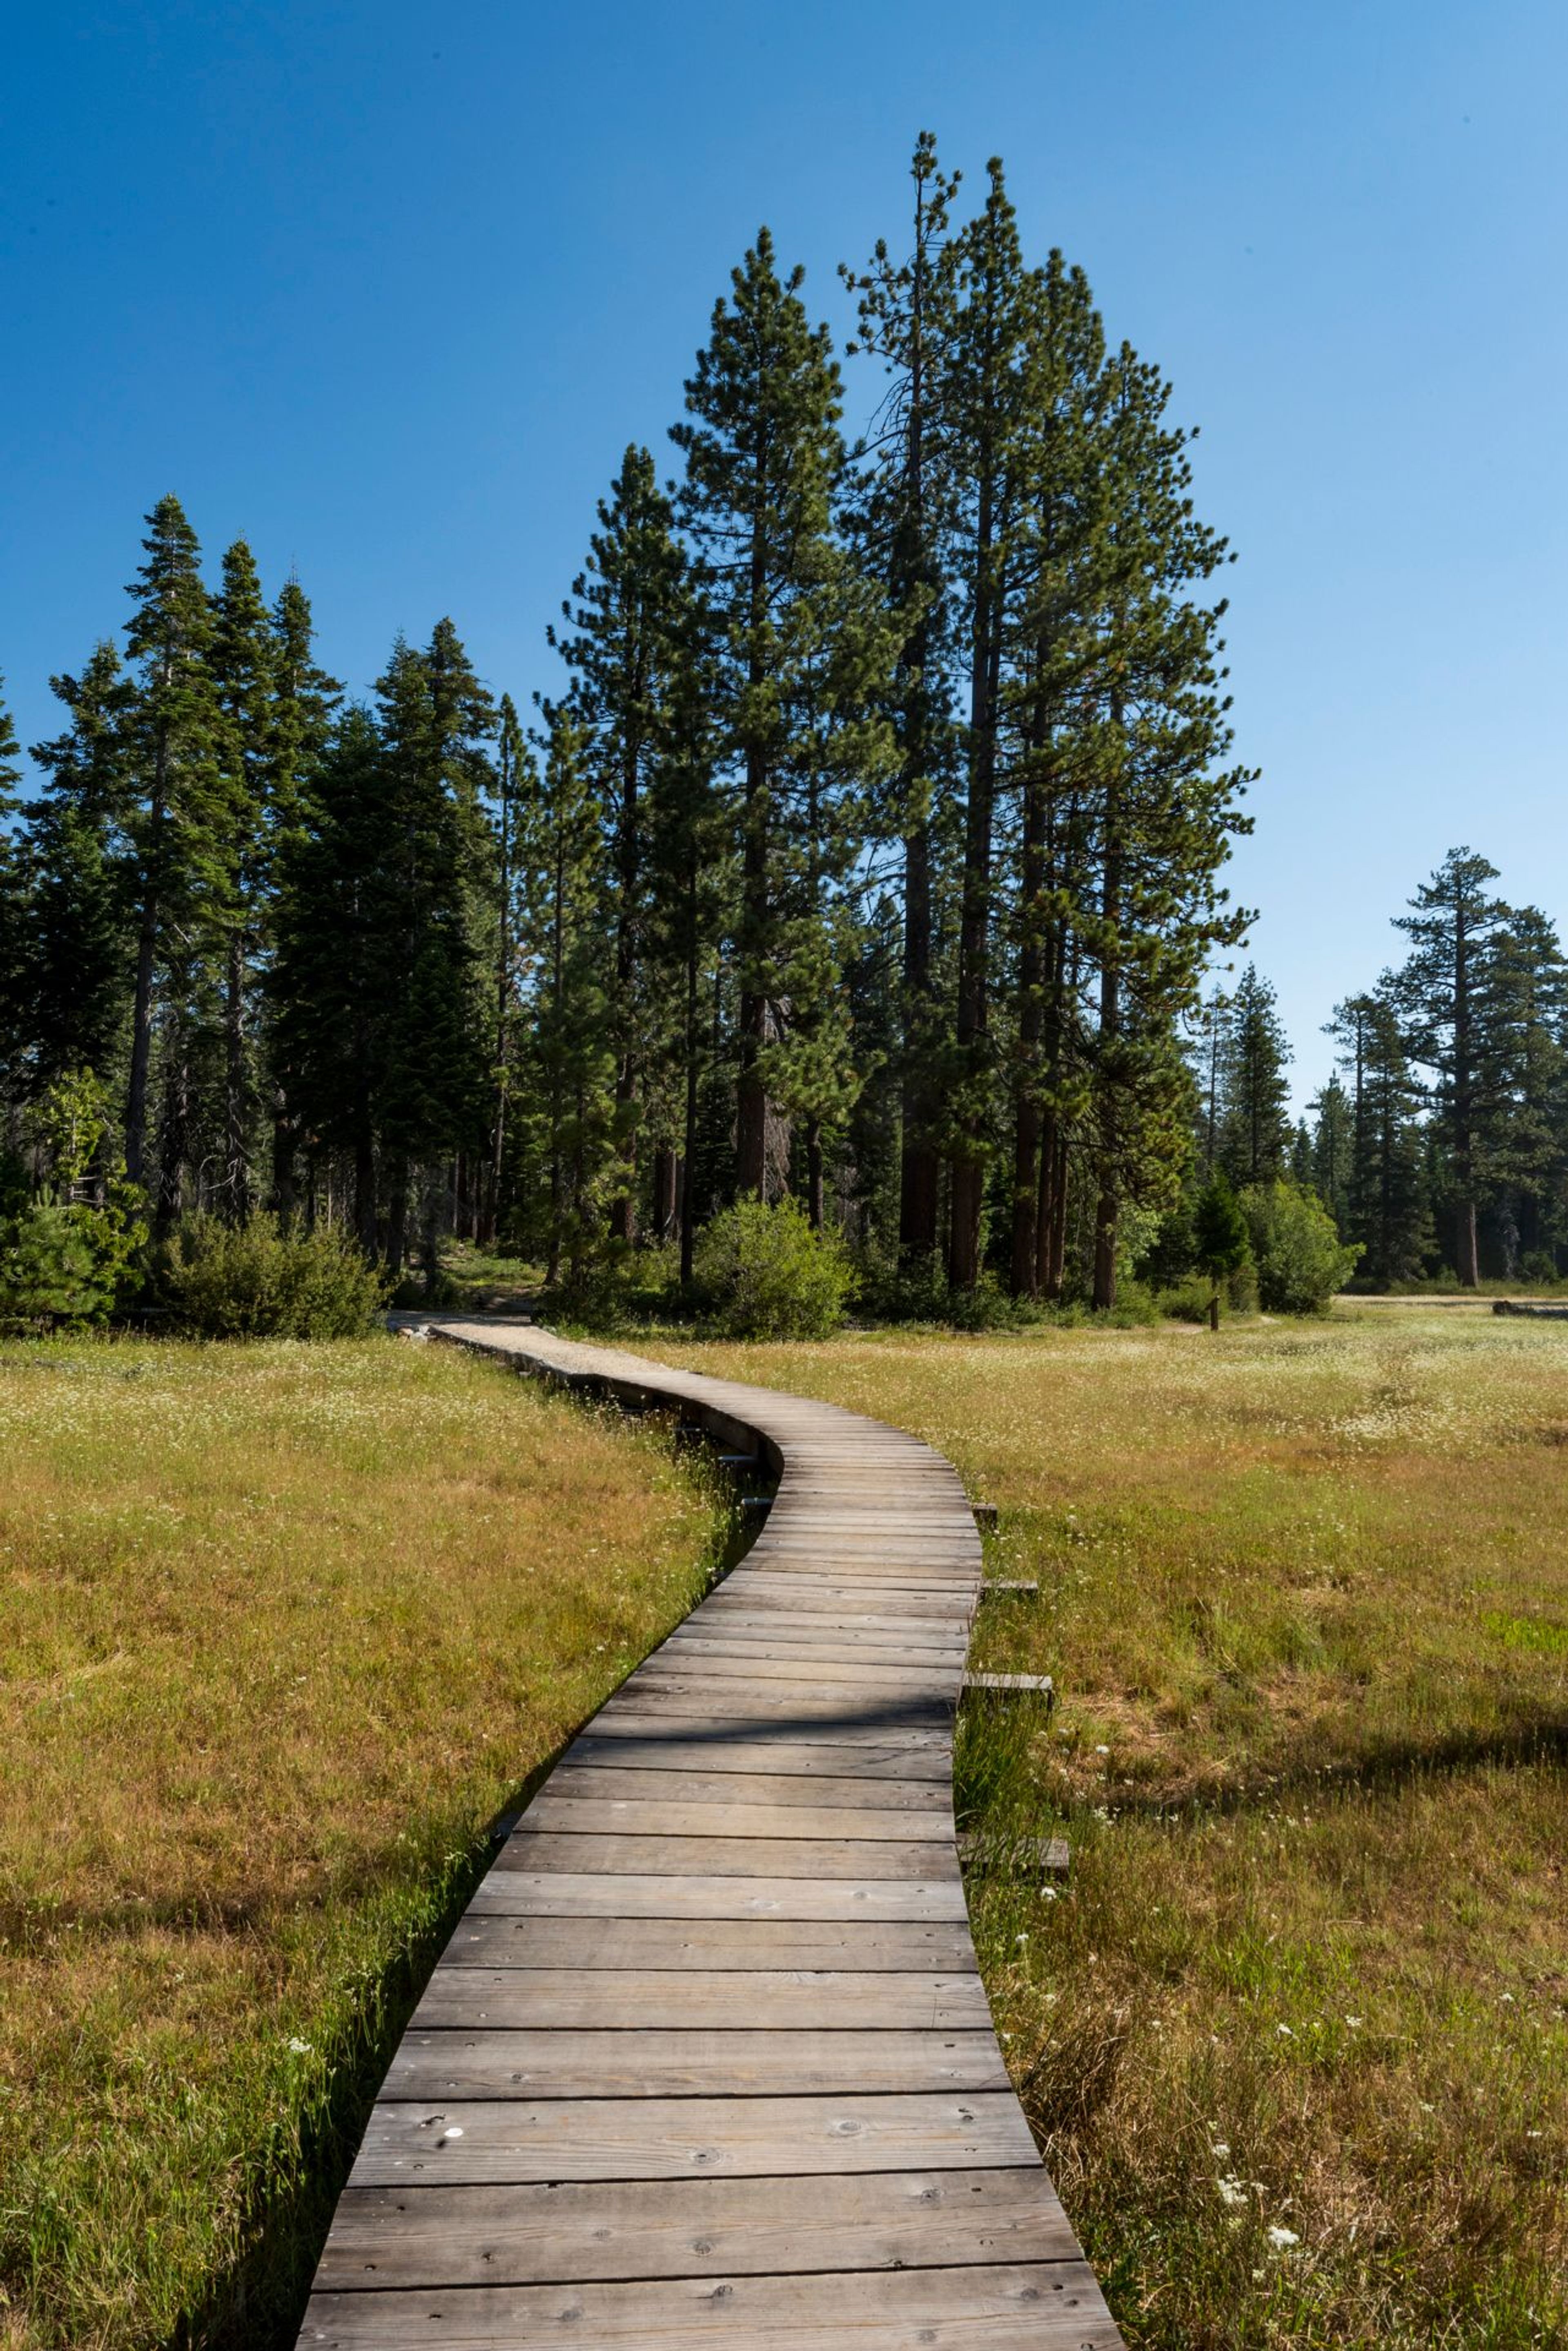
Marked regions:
[610,726,640,1245]
[681,928,701,1288]
[737,740,770,1197]
[1453,904,1479,1285]
[385,1160,408,1281]
[271,1083,296,1221]
[949,558,999,1292]
[806,1118,824,1232]
[354,1127,376,1258]
[895,165,940,1266]
[653,1147,678,1240]
[1092,733,1123,1315]
[225,930,249,1222]
[1009,764,1047,1296]
[899,821,940,1260]
[610,1066,637,1246]
[156,1027,190,1228]
[127,706,174,1193]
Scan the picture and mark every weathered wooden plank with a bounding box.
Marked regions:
[597,1673,954,1718]
[297,1319,1121,2351]
[303,2260,1120,2347]
[383,2026,1010,2099]
[437,1916,980,1973]
[539,1764,951,1813]
[958,1833,1071,1881]
[666,1621,968,1661]
[962,1672,1055,1699]
[311,2167,1078,2290]
[518,1793,949,1842]
[410,1967,991,2031]
[491,1832,957,1881]
[635,1650,963,1690]
[567,1728,954,1778]
[347,2090,1041,2187]
[467,1869,967,1919]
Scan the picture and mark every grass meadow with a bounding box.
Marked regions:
[640,1309,1568,2351]
[0,1334,725,2350]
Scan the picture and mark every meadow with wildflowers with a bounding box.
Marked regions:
[642,1308,1568,2350]
[0,1334,724,2350]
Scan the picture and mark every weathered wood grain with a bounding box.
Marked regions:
[348,2090,1041,2186]
[295,1318,1122,2350]
[410,1967,993,2031]
[310,2168,1080,2289]
[302,2261,1122,2347]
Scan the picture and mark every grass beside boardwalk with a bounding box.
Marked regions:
[641,1312,1568,2351]
[0,1334,724,2351]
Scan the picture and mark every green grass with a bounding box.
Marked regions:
[0,1333,726,2351]
[630,1312,1568,2350]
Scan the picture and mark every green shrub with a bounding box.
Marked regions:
[1240,1179,1361,1314]
[0,1070,149,1328]
[162,1214,386,1338]
[694,1196,855,1339]
[1157,1273,1216,1323]
[1,1202,125,1326]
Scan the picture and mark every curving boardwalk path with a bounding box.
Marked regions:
[300,1319,1121,2350]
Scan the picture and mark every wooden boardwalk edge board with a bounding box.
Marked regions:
[297,1317,1123,2349]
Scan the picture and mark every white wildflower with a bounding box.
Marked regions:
[1215,2174,1247,2208]
[1266,2224,1299,2251]
[287,2037,313,2055]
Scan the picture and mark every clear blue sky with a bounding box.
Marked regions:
[4,0,1564,1111]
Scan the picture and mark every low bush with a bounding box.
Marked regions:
[1240,1178,1361,1313]
[693,1196,855,1339]
[1158,1263,1256,1322]
[161,1213,386,1338]
[0,1071,147,1328]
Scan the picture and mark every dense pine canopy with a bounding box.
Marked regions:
[3,140,1564,1302]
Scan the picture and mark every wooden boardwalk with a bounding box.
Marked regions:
[299,1320,1121,2349]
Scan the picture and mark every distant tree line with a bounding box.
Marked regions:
[2,136,1272,1310]
[1181,846,1568,1289]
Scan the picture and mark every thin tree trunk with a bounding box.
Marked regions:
[224,930,249,1220]
[680,920,701,1288]
[652,1147,677,1240]
[271,1082,296,1220]
[354,1124,376,1258]
[1453,905,1479,1286]
[385,1159,409,1281]
[1091,716,1124,1314]
[899,820,940,1259]
[949,602,998,1289]
[1009,755,1048,1295]
[806,1118,824,1232]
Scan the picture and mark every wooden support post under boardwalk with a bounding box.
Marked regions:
[298,1317,1123,2350]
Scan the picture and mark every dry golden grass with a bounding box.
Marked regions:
[640,1312,1568,2349]
[0,1333,722,2351]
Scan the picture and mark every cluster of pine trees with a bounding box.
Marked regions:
[1,137,1259,1307]
[1191,848,1568,1288]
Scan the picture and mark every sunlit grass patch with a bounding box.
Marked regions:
[644,1312,1568,2348]
[0,1334,724,2350]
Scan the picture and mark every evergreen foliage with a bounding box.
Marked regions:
[30,142,1568,1320]
[1192,1171,1250,1327]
